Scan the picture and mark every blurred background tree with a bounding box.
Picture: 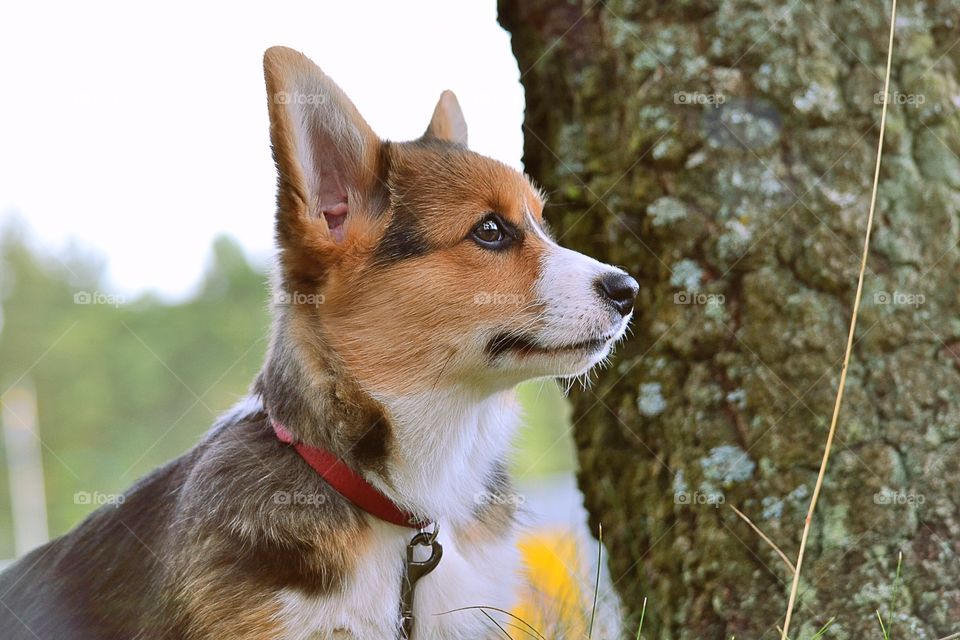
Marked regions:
[500,0,960,637]
[0,224,269,547]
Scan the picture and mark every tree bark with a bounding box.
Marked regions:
[499,1,960,638]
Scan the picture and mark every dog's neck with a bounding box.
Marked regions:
[256,327,520,526]
[369,387,520,525]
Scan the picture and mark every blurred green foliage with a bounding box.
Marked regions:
[0,221,573,558]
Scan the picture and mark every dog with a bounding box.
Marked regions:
[0,46,638,639]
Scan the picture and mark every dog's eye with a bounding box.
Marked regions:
[471,214,513,250]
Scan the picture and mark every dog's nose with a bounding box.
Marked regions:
[595,272,639,316]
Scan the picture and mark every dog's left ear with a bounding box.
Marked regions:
[423,90,468,147]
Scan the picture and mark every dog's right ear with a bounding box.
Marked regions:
[423,90,468,147]
[263,47,384,286]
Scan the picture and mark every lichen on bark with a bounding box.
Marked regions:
[499,1,960,637]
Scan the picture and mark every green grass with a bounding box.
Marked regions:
[876,552,903,640]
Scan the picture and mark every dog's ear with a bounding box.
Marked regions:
[423,90,468,147]
[263,47,385,286]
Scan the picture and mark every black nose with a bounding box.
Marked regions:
[595,272,639,316]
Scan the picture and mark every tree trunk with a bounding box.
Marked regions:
[499,1,960,638]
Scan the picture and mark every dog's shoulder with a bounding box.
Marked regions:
[152,398,372,637]
[178,396,367,573]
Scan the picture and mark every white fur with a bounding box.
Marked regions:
[529,210,631,348]
[278,519,518,640]
[277,521,404,639]
[222,394,264,423]
[493,210,635,380]
[536,243,630,347]
[209,394,263,436]
[277,391,521,640]
[371,389,520,523]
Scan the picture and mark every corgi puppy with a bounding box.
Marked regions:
[0,46,638,640]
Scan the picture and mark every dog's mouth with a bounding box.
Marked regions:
[486,332,613,359]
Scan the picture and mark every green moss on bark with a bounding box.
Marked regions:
[499,1,960,637]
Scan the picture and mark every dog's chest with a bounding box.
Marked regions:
[277,520,519,640]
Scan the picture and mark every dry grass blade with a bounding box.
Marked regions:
[728,504,795,572]
[501,620,547,640]
[779,0,899,637]
[436,606,546,640]
[588,523,602,639]
[480,609,516,640]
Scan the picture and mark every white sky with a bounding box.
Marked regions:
[0,1,525,300]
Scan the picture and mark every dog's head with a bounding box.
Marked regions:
[263,47,637,398]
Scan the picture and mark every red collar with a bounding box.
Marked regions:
[271,420,430,529]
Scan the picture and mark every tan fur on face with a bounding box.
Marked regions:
[322,143,551,395]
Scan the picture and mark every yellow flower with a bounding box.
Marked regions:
[514,529,591,639]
